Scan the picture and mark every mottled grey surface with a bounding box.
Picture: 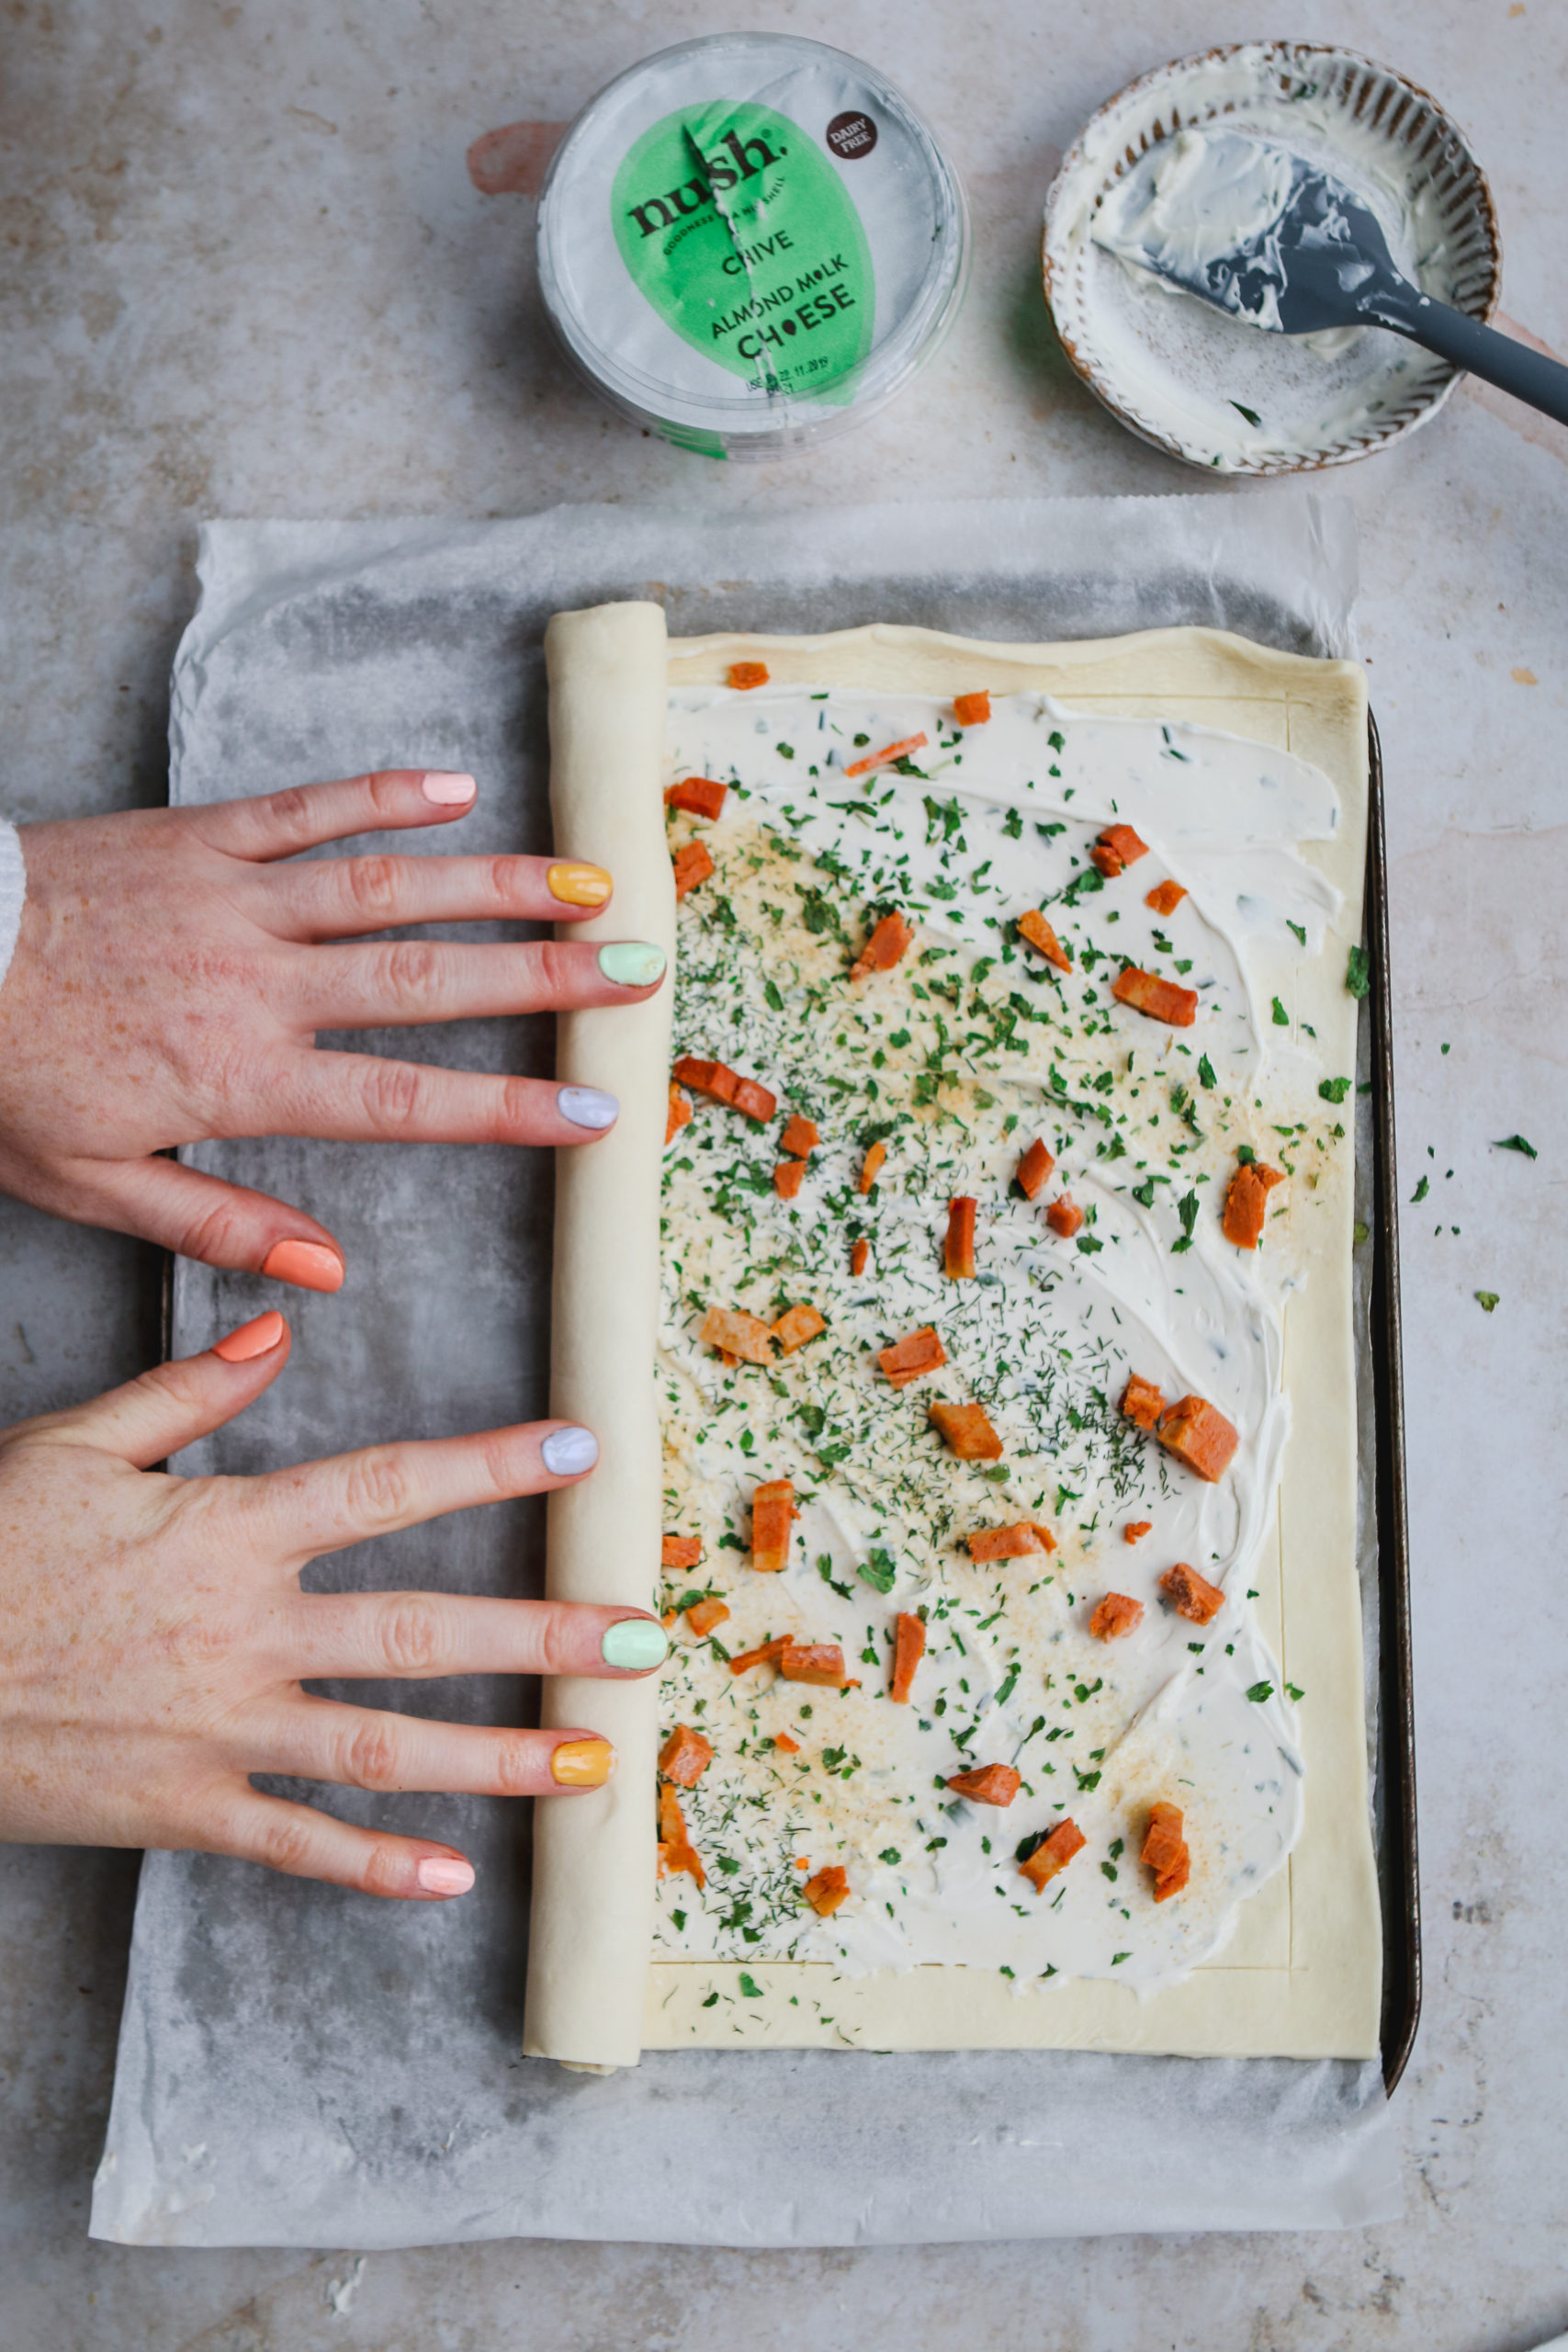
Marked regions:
[2,0,1566,2344]
[87,503,1393,2253]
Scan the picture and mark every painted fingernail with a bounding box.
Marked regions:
[260,1238,344,1294]
[597,941,667,989]
[541,1423,599,1476]
[415,1856,476,1895]
[601,1617,669,1672]
[421,771,477,806]
[548,860,613,909]
[557,1084,618,1130]
[212,1309,287,1363]
[550,1737,616,1789]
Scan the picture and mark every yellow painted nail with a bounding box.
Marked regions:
[549,1736,615,1789]
[548,861,613,909]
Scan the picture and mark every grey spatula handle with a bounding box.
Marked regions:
[1371,284,1568,427]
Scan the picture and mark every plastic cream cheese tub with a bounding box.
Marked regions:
[536,33,969,458]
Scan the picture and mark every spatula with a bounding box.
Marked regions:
[1095,129,1568,428]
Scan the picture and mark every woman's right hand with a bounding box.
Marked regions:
[0,1311,663,1898]
[0,768,666,1289]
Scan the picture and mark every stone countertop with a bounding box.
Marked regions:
[1,3,1564,2346]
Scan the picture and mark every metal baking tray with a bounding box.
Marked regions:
[151,708,1418,2087]
[1365,711,1420,2091]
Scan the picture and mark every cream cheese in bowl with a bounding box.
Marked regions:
[1043,43,1501,474]
[537,34,969,460]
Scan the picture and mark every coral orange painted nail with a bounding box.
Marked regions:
[212,1310,286,1363]
[549,1737,615,1789]
[260,1238,344,1294]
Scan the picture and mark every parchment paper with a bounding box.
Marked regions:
[90,495,1401,2246]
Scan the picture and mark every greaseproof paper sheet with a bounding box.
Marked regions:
[90,497,1401,2246]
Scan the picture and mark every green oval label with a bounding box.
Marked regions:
[611,100,875,406]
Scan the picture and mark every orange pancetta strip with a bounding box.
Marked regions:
[773,1732,801,1754]
[929,1399,1004,1460]
[1123,1520,1153,1544]
[780,1114,819,1157]
[850,1237,870,1277]
[732,1076,777,1123]
[1089,1591,1145,1641]
[657,1785,706,1887]
[965,1522,1055,1563]
[661,1533,703,1571]
[850,909,914,981]
[1015,1136,1055,1199]
[802,1863,850,1916]
[773,1302,826,1354]
[665,1083,692,1146]
[671,839,716,899]
[1158,1394,1240,1483]
[686,1597,729,1637]
[1111,965,1198,1027]
[659,1724,714,1787]
[1019,1818,1087,1892]
[1045,1195,1084,1238]
[780,1641,851,1686]
[664,776,728,820]
[751,1478,797,1574]
[890,1611,926,1703]
[1145,876,1187,917]
[671,1056,778,1123]
[843,733,928,780]
[944,1194,977,1280]
[1018,908,1072,971]
[1119,1372,1165,1430]
[728,661,769,690]
[953,689,991,727]
[1141,1800,1190,1903]
[945,1763,1021,1806]
[1222,1158,1287,1250]
[1160,1562,1225,1625]
[858,1138,886,1193]
[877,1326,947,1387]
[728,1635,789,1676]
[1089,822,1150,878]
[700,1306,774,1365]
[773,1159,806,1199]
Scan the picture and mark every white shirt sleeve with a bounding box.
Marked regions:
[0,821,25,998]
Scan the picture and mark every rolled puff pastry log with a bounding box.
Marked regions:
[523,602,673,2067]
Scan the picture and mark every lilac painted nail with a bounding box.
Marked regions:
[541,1425,599,1476]
[558,1085,618,1130]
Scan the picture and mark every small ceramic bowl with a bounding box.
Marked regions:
[1043,42,1502,474]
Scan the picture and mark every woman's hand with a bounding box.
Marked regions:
[0,769,665,1288]
[0,1311,664,1898]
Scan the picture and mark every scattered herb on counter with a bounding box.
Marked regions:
[1494,1135,1538,1159]
[1475,1291,1500,1314]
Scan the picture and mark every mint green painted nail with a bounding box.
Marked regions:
[598,940,667,989]
[601,1618,669,1672]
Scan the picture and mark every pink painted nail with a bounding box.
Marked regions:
[260,1238,345,1294]
[416,1856,476,1895]
[421,771,477,806]
[212,1309,286,1363]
